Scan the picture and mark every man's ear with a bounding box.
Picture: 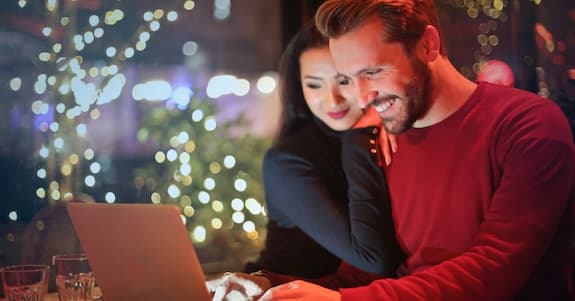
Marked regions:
[419,25,440,62]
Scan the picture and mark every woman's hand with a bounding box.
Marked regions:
[206,272,271,301]
[352,107,398,166]
[258,280,340,301]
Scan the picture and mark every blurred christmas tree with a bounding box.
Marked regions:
[1,0,273,274]
[133,96,271,273]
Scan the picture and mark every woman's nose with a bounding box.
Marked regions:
[327,88,345,107]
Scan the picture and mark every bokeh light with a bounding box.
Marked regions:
[234,178,247,192]
[256,74,276,94]
[105,192,116,203]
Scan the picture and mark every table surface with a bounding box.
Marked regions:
[0,287,103,300]
[0,293,59,301]
[0,293,57,301]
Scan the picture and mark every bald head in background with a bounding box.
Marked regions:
[477,60,515,87]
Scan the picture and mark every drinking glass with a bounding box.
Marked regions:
[52,254,95,301]
[1,264,50,301]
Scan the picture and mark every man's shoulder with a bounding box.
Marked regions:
[475,84,575,155]
[477,83,566,123]
[480,83,548,107]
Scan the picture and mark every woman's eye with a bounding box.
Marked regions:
[305,83,321,89]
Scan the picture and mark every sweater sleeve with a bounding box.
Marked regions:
[340,103,575,300]
[263,127,402,275]
[260,261,384,290]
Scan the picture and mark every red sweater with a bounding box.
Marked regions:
[341,83,575,300]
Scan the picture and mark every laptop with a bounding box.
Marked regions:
[67,202,212,301]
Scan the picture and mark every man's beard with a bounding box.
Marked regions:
[381,58,432,134]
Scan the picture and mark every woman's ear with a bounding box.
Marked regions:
[419,25,440,62]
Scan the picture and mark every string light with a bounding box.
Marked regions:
[105,192,116,203]
[234,178,247,192]
[231,198,244,211]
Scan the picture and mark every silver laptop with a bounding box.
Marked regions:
[67,202,211,301]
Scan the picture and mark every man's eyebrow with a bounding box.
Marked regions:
[339,68,370,78]
[336,73,351,80]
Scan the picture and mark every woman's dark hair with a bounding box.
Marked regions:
[274,23,329,143]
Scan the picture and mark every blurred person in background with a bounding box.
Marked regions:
[476,59,515,87]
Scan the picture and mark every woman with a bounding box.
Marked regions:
[208,24,403,298]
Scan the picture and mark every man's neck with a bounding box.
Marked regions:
[413,57,477,128]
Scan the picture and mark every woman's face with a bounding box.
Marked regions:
[299,46,363,131]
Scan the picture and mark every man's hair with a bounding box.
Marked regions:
[315,0,446,56]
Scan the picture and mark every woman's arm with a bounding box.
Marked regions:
[341,126,404,273]
[263,127,403,275]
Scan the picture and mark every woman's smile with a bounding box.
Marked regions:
[327,107,350,120]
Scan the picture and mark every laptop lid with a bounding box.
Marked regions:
[67,202,211,301]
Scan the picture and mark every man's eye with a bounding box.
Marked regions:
[338,78,350,85]
[365,70,379,77]
[336,75,351,85]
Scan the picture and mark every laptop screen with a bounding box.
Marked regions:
[67,202,211,301]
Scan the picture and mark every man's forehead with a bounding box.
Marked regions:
[328,35,403,77]
[327,17,386,53]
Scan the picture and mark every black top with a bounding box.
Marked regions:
[245,119,403,276]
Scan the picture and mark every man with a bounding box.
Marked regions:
[258,0,575,300]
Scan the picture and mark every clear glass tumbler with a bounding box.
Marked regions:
[1,264,50,301]
[52,254,95,301]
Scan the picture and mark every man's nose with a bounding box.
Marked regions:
[355,79,378,109]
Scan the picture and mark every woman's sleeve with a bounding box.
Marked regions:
[263,127,403,275]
